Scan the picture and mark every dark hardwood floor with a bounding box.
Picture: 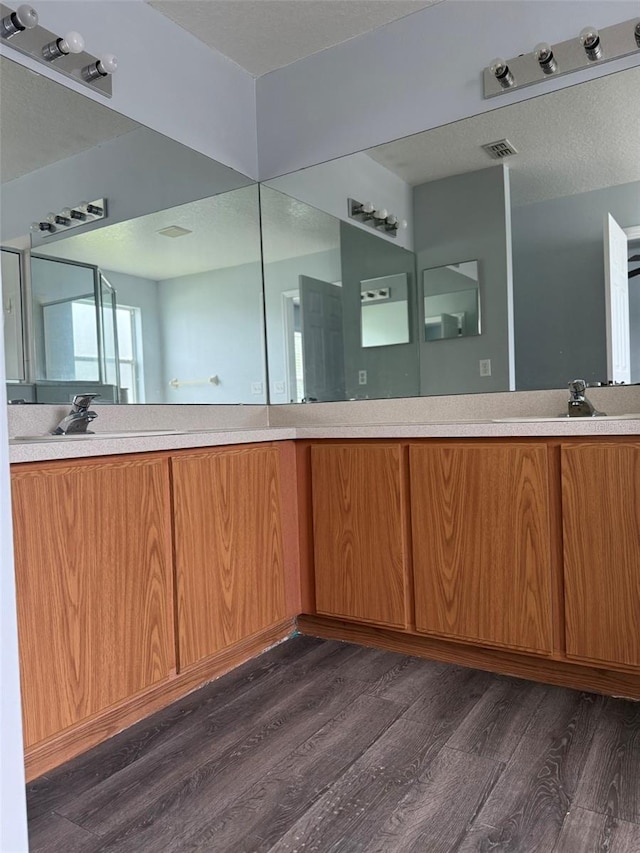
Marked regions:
[26,636,640,852]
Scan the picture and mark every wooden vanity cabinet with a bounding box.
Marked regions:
[410,442,554,655]
[171,444,287,669]
[561,441,640,669]
[11,455,175,748]
[310,443,410,628]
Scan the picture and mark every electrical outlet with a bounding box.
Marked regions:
[251,381,263,395]
[273,381,285,394]
[358,370,367,385]
[479,359,492,377]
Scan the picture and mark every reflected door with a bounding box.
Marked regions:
[604,213,630,384]
[299,275,346,402]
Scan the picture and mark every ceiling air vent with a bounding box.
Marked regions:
[157,225,192,238]
[481,139,518,160]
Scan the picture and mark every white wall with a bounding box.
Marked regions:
[0,272,29,850]
[256,0,640,179]
[265,152,413,251]
[0,0,258,178]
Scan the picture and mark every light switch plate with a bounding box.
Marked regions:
[251,382,263,395]
[479,359,492,377]
[358,370,367,385]
[273,381,285,394]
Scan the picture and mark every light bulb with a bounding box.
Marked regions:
[361,201,374,214]
[30,221,40,233]
[97,53,118,75]
[386,215,398,226]
[374,208,388,220]
[534,41,557,74]
[489,57,514,88]
[46,212,57,224]
[580,26,602,60]
[399,220,408,230]
[59,31,85,54]
[1,3,38,38]
[61,208,72,218]
[14,4,38,29]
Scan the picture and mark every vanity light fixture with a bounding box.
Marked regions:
[0,2,116,96]
[42,29,84,61]
[82,53,117,82]
[484,16,640,97]
[580,26,603,61]
[489,57,515,88]
[0,2,36,37]
[30,199,108,242]
[534,42,557,74]
[348,198,407,238]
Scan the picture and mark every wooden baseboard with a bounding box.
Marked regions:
[297,615,640,700]
[24,618,296,782]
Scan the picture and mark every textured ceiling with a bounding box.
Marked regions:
[367,67,640,207]
[0,58,138,184]
[147,0,440,76]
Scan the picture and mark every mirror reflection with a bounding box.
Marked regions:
[0,56,266,405]
[264,66,640,402]
[423,261,481,341]
[361,273,410,348]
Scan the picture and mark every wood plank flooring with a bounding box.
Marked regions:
[26,636,640,852]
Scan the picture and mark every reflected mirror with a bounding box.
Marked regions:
[361,273,410,348]
[264,66,640,402]
[423,261,481,341]
[0,56,266,404]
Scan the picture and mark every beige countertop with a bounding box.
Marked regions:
[9,417,640,464]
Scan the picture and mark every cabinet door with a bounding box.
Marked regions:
[172,445,286,669]
[311,444,409,628]
[562,442,640,668]
[411,443,553,654]
[11,457,174,747]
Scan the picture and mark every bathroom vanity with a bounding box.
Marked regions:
[9,406,640,781]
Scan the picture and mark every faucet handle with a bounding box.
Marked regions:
[569,379,587,397]
[72,393,99,411]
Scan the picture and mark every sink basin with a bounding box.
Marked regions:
[493,414,640,423]
[11,429,181,443]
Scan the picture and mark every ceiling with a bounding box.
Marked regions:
[147,0,440,77]
[367,67,640,207]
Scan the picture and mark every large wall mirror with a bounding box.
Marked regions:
[263,66,640,403]
[0,56,266,405]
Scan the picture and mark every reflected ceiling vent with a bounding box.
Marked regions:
[157,225,192,238]
[482,139,518,159]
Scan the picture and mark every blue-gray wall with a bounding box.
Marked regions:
[512,181,640,390]
[414,165,514,396]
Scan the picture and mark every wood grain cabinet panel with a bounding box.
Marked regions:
[311,444,409,628]
[410,443,553,654]
[172,445,286,669]
[562,442,640,668]
[11,457,174,747]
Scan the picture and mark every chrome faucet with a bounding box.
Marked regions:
[566,380,606,418]
[53,394,99,435]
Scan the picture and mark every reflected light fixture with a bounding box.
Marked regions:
[484,16,640,97]
[534,42,557,74]
[489,57,514,88]
[30,199,108,240]
[580,26,603,60]
[348,198,407,238]
[0,3,37,38]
